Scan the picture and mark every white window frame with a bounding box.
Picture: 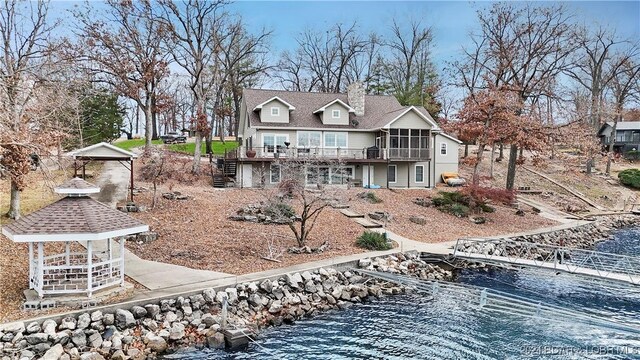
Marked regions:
[388,164,397,183]
[262,133,289,154]
[270,107,280,116]
[415,165,424,183]
[270,164,281,184]
[332,109,341,118]
[440,142,448,155]
[305,165,355,185]
[323,132,348,148]
[296,131,322,148]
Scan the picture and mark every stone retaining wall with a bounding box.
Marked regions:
[0,253,451,360]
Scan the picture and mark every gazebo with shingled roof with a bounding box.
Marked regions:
[1,178,148,298]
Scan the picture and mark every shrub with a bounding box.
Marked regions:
[264,202,295,219]
[479,204,495,213]
[626,150,640,160]
[619,168,640,189]
[431,191,469,207]
[356,231,392,250]
[363,192,383,203]
[440,203,470,218]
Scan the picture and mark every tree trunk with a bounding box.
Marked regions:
[144,103,153,150]
[606,109,621,175]
[151,109,159,140]
[497,143,504,162]
[489,143,496,179]
[192,133,203,173]
[472,144,485,185]
[464,144,469,158]
[505,144,518,190]
[6,180,21,220]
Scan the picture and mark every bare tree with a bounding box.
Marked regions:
[267,157,345,250]
[0,0,77,219]
[157,0,227,173]
[75,0,171,150]
[458,3,578,190]
[605,57,640,174]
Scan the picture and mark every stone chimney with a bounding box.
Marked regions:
[347,82,365,116]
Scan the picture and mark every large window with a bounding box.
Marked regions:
[297,131,322,148]
[388,164,397,183]
[306,166,354,185]
[389,129,429,149]
[324,132,348,147]
[263,134,288,154]
[270,164,281,183]
[415,165,424,183]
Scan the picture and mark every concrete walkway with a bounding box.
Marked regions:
[86,153,233,291]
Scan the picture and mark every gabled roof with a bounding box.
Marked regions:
[313,99,356,114]
[68,142,137,160]
[54,178,100,195]
[252,96,296,111]
[438,132,463,144]
[1,196,148,242]
[242,89,441,131]
[381,106,441,130]
[602,121,640,131]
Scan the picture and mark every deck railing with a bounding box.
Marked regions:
[237,146,431,161]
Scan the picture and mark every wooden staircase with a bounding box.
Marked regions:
[223,159,237,177]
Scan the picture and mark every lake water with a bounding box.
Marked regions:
[165,227,640,360]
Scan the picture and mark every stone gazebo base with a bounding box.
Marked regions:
[22,282,135,310]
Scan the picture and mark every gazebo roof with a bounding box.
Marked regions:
[68,142,138,160]
[1,196,148,242]
[54,177,100,195]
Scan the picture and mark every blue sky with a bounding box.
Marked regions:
[227,1,640,72]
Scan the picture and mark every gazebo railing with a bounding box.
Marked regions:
[33,252,123,296]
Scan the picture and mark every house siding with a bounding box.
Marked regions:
[260,99,289,123]
[389,110,434,130]
[434,134,460,183]
[321,103,350,126]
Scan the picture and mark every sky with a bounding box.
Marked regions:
[226,0,640,75]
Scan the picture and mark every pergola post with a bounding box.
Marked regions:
[130,159,134,202]
[37,242,44,299]
[65,241,70,266]
[108,238,113,279]
[87,240,93,297]
[120,237,125,287]
[28,243,33,288]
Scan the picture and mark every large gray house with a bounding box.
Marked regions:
[598,121,640,154]
[234,83,460,188]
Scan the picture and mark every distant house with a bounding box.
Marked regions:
[232,83,460,189]
[598,121,640,154]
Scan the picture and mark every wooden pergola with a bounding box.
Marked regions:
[1,178,149,298]
[68,142,138,202]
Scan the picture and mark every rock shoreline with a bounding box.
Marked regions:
[0,253,450,360]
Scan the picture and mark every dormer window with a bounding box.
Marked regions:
[271,107,280,116]
[332,109,340,118]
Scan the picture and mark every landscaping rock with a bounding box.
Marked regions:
[41,343,64,360]
[131,306,148,319]
[77,313,91,330]
[206,332,225,349]
[169,323,185,341]
[409,216,427,225]
[115,309,136,329]
[136,231,158,243]
[145,333,167,353]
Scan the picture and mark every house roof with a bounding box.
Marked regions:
[54,178,100,195]
[1,196,148,242]
[243,88,438,131]
[382,106,441,130]
[252,96,296,111]
[313,99,356,114]
[437,132,463,144]
[68,142,138,160]
[603,121,640,131]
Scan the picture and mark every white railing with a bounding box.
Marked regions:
[35,252,123,296]
[237,146,431,161]
[453,238,640,285]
